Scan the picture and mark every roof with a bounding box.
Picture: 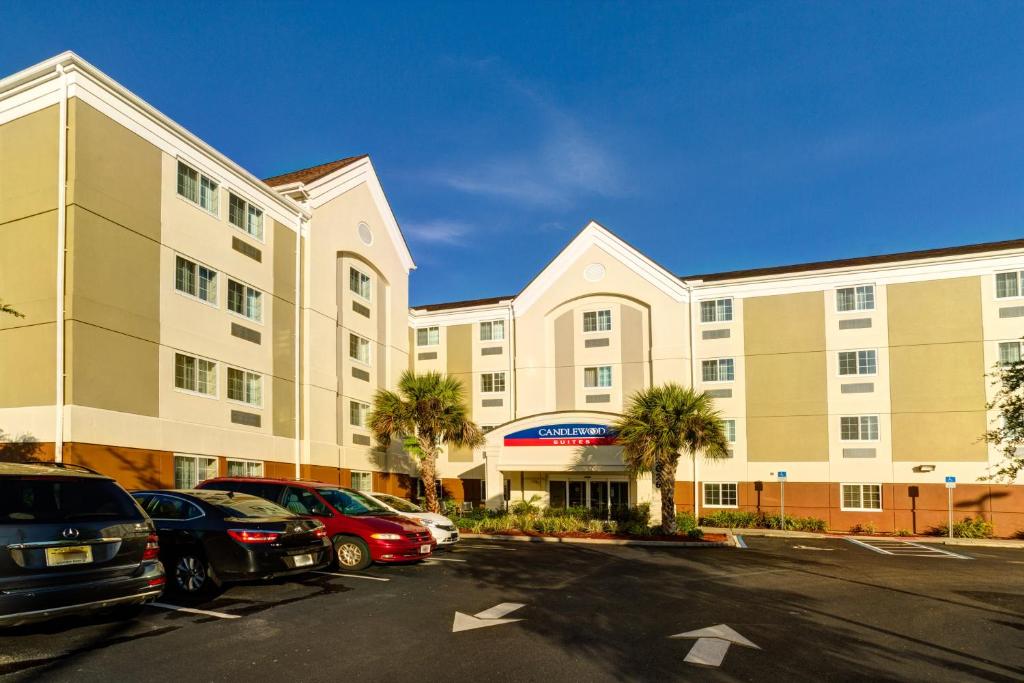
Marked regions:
[680,237,1024,283]
[412,295,515,312]
[263,155,369,187]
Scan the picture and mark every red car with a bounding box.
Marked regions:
[196,478,435,570]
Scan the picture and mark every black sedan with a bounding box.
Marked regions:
[131,489,330,594]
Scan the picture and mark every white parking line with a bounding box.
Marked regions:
[149,602,241,619]
[734,536,747,549]
[312,571,391,581]
[846,538,972,559]
[427,557,467,562]
[460,544,517,551]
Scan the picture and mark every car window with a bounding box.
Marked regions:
[0,477,142,523]
[225,481,285,504]
[144,494,202,520]
[377,494,421,513]
[317,488,390,516]
[282,487,332,516]
[208,494,295,519]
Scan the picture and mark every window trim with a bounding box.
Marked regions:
[176,160,220,217]
[994,270,1024,301]
[837,349,878,377]
[226,366,264,409]
[227,190,266,243]
[582,365,613,389]
[702,482,739,509]
[349,400,370,428]
[479,319,506,342]
[839,482,883,512]
[997,339,1023,366]
[349,333,372,366]
[839,415,880,442]
[698,298,734,324]
[173,254,219,308]
[582,308,613,334]
[350,470,373,492]
[173,352,219,400]
[723,419,737,444]
[226,279,264,325]
[416,326,440,348]
[835,284,876,313]
[480,372,507,394]
[225,458,264,478]
[349,266,372,302]
[701,357,736,384]
[172,454,218,489]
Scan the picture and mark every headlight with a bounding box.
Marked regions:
[413,517,439,528]
[370,533,402,540]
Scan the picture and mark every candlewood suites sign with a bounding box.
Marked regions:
[503,423,617,447]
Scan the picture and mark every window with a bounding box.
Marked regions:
[999,341,1022,366]
[996,271,1024,299]
[228,193,264,240]
[349,267,371,300]
[583,309,612,333]
[142,494,204,521]
[227,280,262,323]
[840,415,879,441]
[703,482,738,508]
[841,483,882,511]
[838,350,877,376]
[481,425,496,433]
[174,256,217,305]
[480,320,505,341]
[351,471,373,492]
[702,358,735,382]
[349,333,371,364]
[481,372,506,393]
[584,366,612,388]
[173,454,217,488]
[416,327,439,347]
[724,419,736,443]
[174,353,217,396]
[176,161,218,214]
[227,368,262,407]
[836,285,875,312]
[226,459,264,478]
[350,400,370,427]
[282,486,332,516]
[700,299,733,323]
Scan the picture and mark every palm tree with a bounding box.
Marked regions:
[369,370,485,513]
[613,383,730,534]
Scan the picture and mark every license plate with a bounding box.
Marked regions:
[293,554,314,567]
[45,545,93,567]
[420,544,431,554]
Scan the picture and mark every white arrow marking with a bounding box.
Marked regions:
[452,602,525,632]
[670,624,760,668]
[793,545,835,551]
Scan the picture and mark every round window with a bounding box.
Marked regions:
[357,222,373,246]
[583,262,606,283]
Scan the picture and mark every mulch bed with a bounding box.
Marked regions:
[460,529,728,543]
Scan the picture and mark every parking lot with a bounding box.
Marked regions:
[2,537,1023,682]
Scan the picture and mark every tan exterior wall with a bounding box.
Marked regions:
[744,292,828,461]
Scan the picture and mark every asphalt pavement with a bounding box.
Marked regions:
[1,537,1022,682]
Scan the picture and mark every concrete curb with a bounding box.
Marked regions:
[705,526,1024,549]
[460,532,733,548]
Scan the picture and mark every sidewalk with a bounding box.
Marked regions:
[702,526,1024,549]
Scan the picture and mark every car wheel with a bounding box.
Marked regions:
[173,553,213,594]
[334,536,372,571]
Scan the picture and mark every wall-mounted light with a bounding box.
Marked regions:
[913,464,936,473]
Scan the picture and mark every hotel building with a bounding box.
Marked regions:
[2,53,1022,535]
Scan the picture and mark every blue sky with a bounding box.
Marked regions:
[3,2,1024,305]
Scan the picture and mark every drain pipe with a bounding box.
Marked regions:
[54,63,68,463]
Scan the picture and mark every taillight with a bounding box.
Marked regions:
[313,527,327,539]
[143,532,159,561]
[227,529,281,544]
[147,577,166,587]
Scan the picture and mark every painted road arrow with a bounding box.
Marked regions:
[670,624,760,667]
[452,602,525,632]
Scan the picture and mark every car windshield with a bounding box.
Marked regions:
[0,477,142,523]
[376,494,421,513]
[205,493,295,518]
[317,488,390,516]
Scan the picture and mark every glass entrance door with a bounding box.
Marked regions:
[568,481,586,508]
[589,481,609,516]
[609,481,629,516]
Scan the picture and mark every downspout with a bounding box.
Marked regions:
[685,282,699,519]
[54,64,68,463]
[509,302,517,419]
[294,217,304,479]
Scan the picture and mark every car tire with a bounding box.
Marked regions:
[172,552,215,594]
[333,536,372,571]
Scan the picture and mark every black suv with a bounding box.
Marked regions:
[0,462,165,627]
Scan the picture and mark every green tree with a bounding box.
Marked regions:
[613,383,730,534]
[984,354,1024,481]
[369,370,484,513]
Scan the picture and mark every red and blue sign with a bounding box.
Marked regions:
[503,423,617,447]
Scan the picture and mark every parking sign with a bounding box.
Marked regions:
[945,475,956,489]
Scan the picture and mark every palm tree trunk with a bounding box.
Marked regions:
[660,461,678,535]
[419,438,441,514]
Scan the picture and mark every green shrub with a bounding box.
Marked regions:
[675,511,698,533]
[930,516,995,539]
[686,528,704,540]
[895,528,912,537]
[509,495,542,515]
[698,510,826,533]
[850,521,877,535]
[616,503,652,535]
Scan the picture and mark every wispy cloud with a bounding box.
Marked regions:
[423,63,620,209]
[403,218,474,246]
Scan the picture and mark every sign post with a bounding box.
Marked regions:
[945,476,957,540]
[777,471,788,530]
